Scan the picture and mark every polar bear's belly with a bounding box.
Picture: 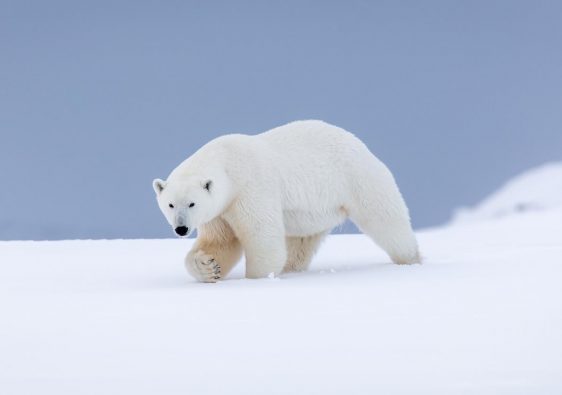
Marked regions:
[283,207,347,237]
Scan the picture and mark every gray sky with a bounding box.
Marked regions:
[1,0,561,240]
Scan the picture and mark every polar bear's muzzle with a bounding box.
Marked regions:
[173,211,191,237]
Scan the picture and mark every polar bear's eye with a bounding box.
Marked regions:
[168,203,174,208]
[189,202,195,208]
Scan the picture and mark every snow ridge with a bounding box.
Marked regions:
[453,162,562,223]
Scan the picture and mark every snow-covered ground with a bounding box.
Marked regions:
[1,166,561,394]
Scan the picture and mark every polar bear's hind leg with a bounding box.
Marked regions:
[347,169,421,264]
[356,216,420,264]
[350,199,420,265]
[282,231,329,273]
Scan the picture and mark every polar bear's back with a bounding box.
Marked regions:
[259,120,386,178]
[256,120,393,208]
[260,120,355,154]
[259,120,366,168]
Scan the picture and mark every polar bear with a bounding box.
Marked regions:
[153,120,420,282]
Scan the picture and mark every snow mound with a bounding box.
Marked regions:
[453,162,562,223]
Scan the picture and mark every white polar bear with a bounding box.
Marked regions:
[153,120,420,282]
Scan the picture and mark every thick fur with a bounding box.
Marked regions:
[153,120,420,282]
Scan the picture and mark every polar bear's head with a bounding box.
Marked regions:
[152,175,229,238]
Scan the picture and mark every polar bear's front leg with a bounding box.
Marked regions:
[243,234,287,279]
[185,217,243,283]
[225,198,287,279]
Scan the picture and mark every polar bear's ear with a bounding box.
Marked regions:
[153,178,166,195]
[202,179,212,192]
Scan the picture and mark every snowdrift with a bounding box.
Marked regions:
[453,162,562,223]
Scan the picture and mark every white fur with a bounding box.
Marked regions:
[153,120,420,282]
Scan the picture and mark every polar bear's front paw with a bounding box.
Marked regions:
[186,251,222,283]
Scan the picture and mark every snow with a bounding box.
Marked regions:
[1,166,562,394]
[453,162,562,223]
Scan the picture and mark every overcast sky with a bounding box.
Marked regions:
[1,0,561,240]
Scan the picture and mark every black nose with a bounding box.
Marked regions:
[175,226,188,236]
